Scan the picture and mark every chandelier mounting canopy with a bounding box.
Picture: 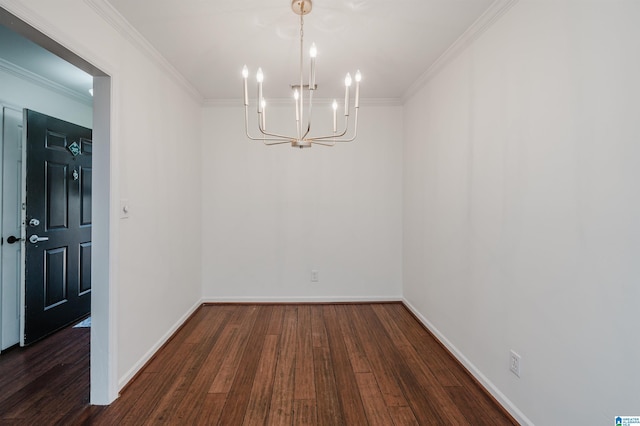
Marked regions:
[291,0,312,15]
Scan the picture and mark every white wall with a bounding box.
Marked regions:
[0,0,203,398]
[403,1,640,424]
[114,43,203,387]
[201,102,403,301]
[0,67,92,127]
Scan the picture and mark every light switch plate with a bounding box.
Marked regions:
[120,199,130,219]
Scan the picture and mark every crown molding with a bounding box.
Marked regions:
[203,97,403,108]
[0,57,93,106]
[84,0,204,104]
[401,0,519,103]
[1,0,113,77]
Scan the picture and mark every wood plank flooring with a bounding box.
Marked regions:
[0,303,517,425]
[0,323,95,424]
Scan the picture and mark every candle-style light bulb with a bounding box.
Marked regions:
[309,43,317,90]
[294,89,300,122]
[242,65,249,106]
[344,72,352,116]
[332,99,338,133]
[354,70,361,108]
[257,67,264,113]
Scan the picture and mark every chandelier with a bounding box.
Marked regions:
[242,0,361,148]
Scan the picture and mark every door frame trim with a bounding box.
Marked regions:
[0,103,24,352]
[0,4,118,404]
[90,75,118,404]
[19,108,26,347]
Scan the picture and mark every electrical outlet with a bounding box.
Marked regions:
[509,350,521,377]
[311,269,319,282]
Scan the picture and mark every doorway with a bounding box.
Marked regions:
[1,107,93,347]
[0,7,114,404]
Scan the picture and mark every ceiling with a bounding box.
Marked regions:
[106,0,495,100]
[1,0,496,103]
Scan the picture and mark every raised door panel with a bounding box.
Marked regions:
[79,242,91,294]
[46,162,69,230]
[44,247,67,310]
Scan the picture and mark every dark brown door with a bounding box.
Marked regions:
[24,110,92,345]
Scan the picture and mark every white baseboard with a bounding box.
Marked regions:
[401,298,534,426]
[117,299,202,391]
[201,295,403,304]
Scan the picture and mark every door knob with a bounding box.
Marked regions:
[29,235,49,244]
[6,235,22,244]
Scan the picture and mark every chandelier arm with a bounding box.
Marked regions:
[244,131,289,143]
[256,114,300,141]
[263,140,293,146]
[244,106,290,142]
[310,141,336,147]
[301,89,313,140]
[305,112,351,141]
[327,109,359,142]
[257,128,297,141]
[302,122,311,140]
[308,108,359,142]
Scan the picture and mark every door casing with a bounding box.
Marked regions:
[0,105,23,351]
[0,6,117,404]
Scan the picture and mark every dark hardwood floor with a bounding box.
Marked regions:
[0,322,93,424]
[0,303,516,425]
